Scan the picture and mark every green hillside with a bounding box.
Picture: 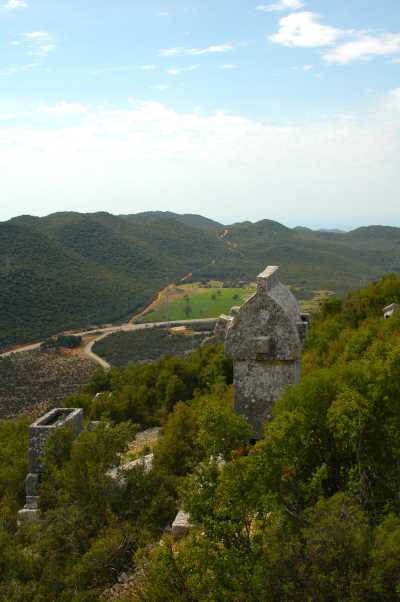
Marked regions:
[2,211,400,350]
[197,220,400,295]
[0,212,223,350]
[2,277,400,600]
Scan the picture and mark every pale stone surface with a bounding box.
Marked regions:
[171,510,191,539]
[224,265,308,437]
[122,453,154,474]
[107,453,154,483]
[383,303,399,319]
[233,360,301,432]
[17,507,40,522]
[202,314,233,346]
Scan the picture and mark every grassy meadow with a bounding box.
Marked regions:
[143,283,256,322]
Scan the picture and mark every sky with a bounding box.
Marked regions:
[0,0,399,229]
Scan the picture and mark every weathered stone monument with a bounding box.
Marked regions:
[18,408,84,521]
[223,266,309,437]
[383,303,399,319]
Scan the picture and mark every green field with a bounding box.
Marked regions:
[144,285,255,322]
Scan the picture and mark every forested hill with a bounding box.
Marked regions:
[1,210,400,350]
[120,210,223,230]
[0,212,223,350]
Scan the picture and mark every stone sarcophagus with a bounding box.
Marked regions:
[224,266,309,437]
[18,408,84,521]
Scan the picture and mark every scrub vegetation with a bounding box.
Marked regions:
[2,276,400,600]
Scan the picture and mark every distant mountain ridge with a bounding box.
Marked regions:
[2,210,400,350]
[120,211,223,230]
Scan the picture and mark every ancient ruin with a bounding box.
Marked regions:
[18,408,84,521]
[219,265,309,437]
[383,303,399,319]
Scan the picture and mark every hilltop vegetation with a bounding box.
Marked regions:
[2,277,400,600]
[120,211,223,230]
[2,210,400,351]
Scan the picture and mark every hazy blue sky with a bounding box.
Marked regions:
[1,0,400,228]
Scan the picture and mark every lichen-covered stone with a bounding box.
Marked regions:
[233,360,301,436]
[224,266,308,437]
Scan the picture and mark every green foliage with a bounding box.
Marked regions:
[370,514,400,597]
[0,418,29,529]
[70,344,232,428]
[4,275,400,600]
[41,335,82,350]
[0,419,177,600]
[195,397,254,460]
[126,275,400,601]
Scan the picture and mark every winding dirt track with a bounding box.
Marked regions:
[0,319,217,370]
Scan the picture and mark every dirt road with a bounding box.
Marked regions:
[0,319,217,370]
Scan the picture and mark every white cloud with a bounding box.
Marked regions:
[270,12,344,47]
[220,63,238,69]
[1,100,399,228]
[17,31,55,56]
[0,113,17,121]
[38,101,88,115]
[270,12,400,66]
[323,33,400,64]
[140,64,157,71]
[385,88,400,111]
[167,64,199,76]
[0,61,38,76]
[256,0,303,13]
[4,0,27,9]
[90,65,138,76]
[302,64,313,70]
[150,84,169,91]
[160,43,233,57]
[156,11,170,17]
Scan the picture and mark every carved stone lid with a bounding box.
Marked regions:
[225,265,302,361]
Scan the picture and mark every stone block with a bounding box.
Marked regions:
[25,496,39,509]
[17,507,40,523]
[25,473,39,497]
[172,510,191,539]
